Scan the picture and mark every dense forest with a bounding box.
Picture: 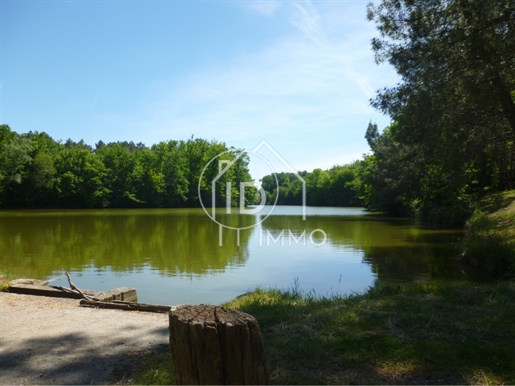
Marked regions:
[0,125,253,209]
[0,122,367,210]
[1,0,514,226]
[361,0,515,225]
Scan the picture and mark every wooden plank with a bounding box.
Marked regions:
[8,284,83,299]
[79,299,171,313]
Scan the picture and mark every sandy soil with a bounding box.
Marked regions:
[0,292,170,385]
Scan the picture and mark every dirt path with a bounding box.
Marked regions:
[0,292,170,385]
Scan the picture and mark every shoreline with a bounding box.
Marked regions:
[2,278,515,384]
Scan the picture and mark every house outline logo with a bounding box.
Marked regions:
[198,140,306,243]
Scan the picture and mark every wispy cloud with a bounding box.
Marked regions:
[139,1,396,175]
[290,0,326,46]
[247,0,282,16]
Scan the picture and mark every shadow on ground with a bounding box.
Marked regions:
[0,325,169,385]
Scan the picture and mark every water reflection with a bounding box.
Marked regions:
[0,209,253,278]
[260,213,466,284]
[0,207,470,304]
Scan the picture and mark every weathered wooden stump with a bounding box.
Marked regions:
[169,304,270,385]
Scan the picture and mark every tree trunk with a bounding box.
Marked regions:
[169,304,269,385]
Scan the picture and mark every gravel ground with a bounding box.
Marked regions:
[0,292,170,385]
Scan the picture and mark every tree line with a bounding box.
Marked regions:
[0,125,253,209]
[0,121,368,210]
[259,163,365,207]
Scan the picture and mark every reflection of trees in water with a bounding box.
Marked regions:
[1,210,468,284]
[260,215,466,283]
[0,210,253,278]
[362,246,466,284]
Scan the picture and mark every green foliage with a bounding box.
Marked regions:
[259,161,366,207]
[0,128,254,209]
[110,350,174,385]
[462,193,515,279]
[0,270,16,291]
[96,143,140,207]
[362,0,515,224]
[467,210,496,234]
[463,232,513,278]
[361,123,421,215]
[56,144,109,208]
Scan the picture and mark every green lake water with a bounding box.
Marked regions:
[0,206,471,305]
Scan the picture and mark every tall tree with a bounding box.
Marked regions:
[0,133,34,206]
[23,132,59,207]
[368,0,515,133]
[56,143,109,208]
[151,140,189,207]
[366,0,515,222]
[96,142,143,207]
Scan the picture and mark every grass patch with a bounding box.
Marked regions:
[462,190,515,278]
[108,346,174,385]
[105,282,515,385]
[0,271,16,291]
[480,191,515,242]
[225,283,515,384]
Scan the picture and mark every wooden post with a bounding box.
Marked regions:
[169,304,270,385]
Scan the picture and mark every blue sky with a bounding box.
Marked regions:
[1,0,397,180]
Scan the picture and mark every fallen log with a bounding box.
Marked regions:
[65,271,166,313]
[8,283,83,299]
[79,299,171,313]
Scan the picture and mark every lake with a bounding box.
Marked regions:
[0,206,471,305]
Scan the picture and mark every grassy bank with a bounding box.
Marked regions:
[462,190,515,278]
[226,283,515,384]
[123,282,515,385]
